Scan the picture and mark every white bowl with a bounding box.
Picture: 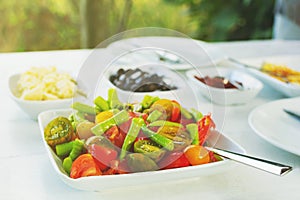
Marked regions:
[97,64,192,105]
[8,73,83,120]
[38,108,245,191]
[186,67,263,105]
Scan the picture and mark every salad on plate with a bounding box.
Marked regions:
[43,88,222,179]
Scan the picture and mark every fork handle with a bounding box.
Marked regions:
[206,146,292,176]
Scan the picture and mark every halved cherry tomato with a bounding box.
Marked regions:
[150,99,173,120]
[157,125,192,151]
[184,145,210,166]
[198,114,216,145]
[134,139,166,162]
[171,100,181,122]
[118,112,146,134]
[95,110,113,124]
[158,151,190,169]
[70,154,102,179]
[44,117,76,148]
[118,117,132,134]
[88,144,118,171]
[104,125,125,148]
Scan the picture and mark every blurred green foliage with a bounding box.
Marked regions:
[0,0,80,52]
[0,0,275,52]
[165,0,275,41]
[80,0,196,49]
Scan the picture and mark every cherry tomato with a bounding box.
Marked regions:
[95,111,113,124]
[150,99,173,120]
[158,151,190,169]
[171,100,181,122]
[44,117,76,148]
[134,139,166,162]
[184,145,210,166]
[118,118,132,134]
[198,114,215,145]
[88,144,118,171]
[157,125,192,151]
[104,125,126,148]
[118,112,147,137]
[70,154,102,179]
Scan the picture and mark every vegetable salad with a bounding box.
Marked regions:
[44,88,221,179]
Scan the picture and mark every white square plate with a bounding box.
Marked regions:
[238,55,300,97]
[38,109,245,191]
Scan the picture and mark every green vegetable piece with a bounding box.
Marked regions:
[55,141,74,157]
[71,102,96,115]
[94,96,109,111]
[134,140,166,162]
[69,139,84,160]
[75,112,86,120]
[133,103,143,112]
[107,88,123,109]
[94,106,102,113]
[91,110,129,135]
[69,111,87,131]
[146,110,162,123]
[141,126,174,151]
[120,118,145,160]
[62,156,73,174]
[180,107,193,119]
[68,114,74,123]
[148,120,183,128]
[141,95,160,109]
[186,123,199,145]
[190,108,203,121]
[126,153,159,172]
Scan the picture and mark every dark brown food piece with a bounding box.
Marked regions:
[109,68,177,92]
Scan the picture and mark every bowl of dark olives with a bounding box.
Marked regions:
[100,64,188,103]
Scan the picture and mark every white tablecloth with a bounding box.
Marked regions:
[1,39,300,200]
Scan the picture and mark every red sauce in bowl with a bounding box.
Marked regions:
[194,75,242,89]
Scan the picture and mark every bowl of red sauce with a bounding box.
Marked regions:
[186,67,263,105]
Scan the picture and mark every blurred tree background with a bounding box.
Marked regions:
[0,0,275,52]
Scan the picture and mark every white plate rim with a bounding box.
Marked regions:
[248,97,300,156]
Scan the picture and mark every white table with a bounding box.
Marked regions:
[1,39,300,200]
